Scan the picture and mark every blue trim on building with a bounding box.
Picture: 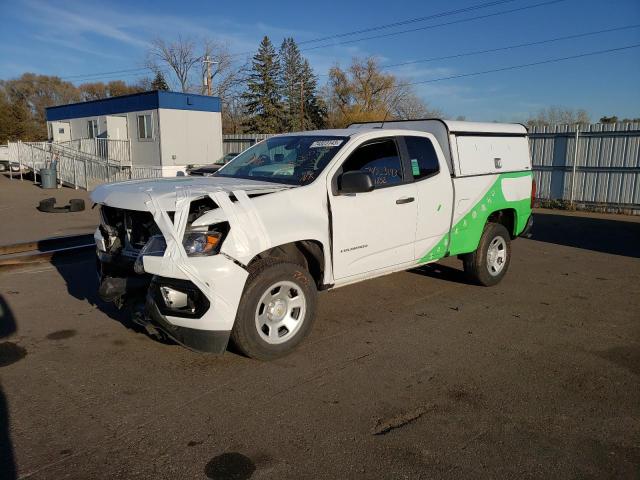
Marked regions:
[46,91,221,121]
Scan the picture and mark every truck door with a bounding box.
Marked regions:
[400,135,454,262]
[329,137,417,280]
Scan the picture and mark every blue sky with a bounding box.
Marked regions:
[1,0,639,121]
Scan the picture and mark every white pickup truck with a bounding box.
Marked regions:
[92,119,534,360]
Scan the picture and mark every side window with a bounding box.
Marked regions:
[137,114,153,140]
[87,119,98,139]
[404,136,440,180]
[341,138,402,188]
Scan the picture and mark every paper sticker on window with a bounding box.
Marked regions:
[310,139,343,148]
[411,158,420,176]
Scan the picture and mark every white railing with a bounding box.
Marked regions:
[59,138,131,165]
[6,141,162,190]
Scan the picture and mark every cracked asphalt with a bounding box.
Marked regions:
[0,209,639,479]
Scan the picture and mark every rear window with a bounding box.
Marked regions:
[404,136,439,180]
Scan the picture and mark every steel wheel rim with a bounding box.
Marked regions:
[486,235,507,276]
[255,280,306,345]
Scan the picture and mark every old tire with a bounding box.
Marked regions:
[231,259,317,360]
[463,222,511,286]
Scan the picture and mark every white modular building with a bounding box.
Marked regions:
[45,91,223,176]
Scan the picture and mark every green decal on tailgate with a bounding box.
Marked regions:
[418,171,532,264]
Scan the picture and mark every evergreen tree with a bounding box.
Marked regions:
[279,38,326,131]
[300,58,326,130]
[242,36,283,133]
[151,71,170,91]
[279,38,303,132]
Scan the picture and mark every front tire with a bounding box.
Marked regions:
[231,259,317,360]
[462,222,511,286]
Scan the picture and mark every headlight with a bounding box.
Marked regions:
[182,231,223,256]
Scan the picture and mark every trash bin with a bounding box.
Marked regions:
[40,168,57,189]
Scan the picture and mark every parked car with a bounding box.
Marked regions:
[0,160,21,173]
[91,120,534,360]
[187,152,239,176]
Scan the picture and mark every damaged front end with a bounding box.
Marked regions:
[94,197,242,354]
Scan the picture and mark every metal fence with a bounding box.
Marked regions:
[529,122,640,211]
[223,134,274,154]
[223,123,640,212]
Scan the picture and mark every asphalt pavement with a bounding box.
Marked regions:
[0,209,638,479]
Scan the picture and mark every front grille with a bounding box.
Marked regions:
[100,206,161,254]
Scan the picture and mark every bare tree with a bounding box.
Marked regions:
[147,37,200,93]
[526,106,590,127]
[325,57,441,127]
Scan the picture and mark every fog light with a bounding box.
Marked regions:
[160,286,189,309]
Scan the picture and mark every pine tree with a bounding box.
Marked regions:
[300,58,326,130]
[151,71,170,91]
[242,36,283,133]
[279,38,303,132]
[279,38,326,131]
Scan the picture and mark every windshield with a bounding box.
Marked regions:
[215,135,347,185]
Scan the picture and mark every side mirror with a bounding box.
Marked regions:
[339,170,374,194]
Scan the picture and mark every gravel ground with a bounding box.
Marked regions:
[0,209,638,479]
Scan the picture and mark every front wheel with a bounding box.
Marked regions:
[231,259,317,360]
[462,222,511,286]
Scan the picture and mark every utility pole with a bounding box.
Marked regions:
[202,56,219,96]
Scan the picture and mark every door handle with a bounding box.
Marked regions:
[396,197,415,204]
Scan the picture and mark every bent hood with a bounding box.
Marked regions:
[90,176,292,211]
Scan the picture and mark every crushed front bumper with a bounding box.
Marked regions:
[142,292,231,354]
[95,224,249,354]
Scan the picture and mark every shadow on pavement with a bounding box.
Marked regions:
[410,262,475,285]
[0,294,18,480]
[531,212,640,258]
[48,251,143,335]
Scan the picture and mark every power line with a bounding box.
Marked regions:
[62,67,150,80]
[277,0,518,48]
[378,24,640,71]
[404,43,640,86]
[57,0,567,82]
[301,0,569,53]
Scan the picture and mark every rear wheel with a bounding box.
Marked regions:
[231,259,317,360]
[463,222,511,286]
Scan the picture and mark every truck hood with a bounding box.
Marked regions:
[90,176,293,211]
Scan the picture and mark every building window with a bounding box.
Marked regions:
[137,114,153,140]
[87,119,98,139]
[58,128,65,134]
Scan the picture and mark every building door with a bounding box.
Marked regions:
[52,122,71,142]
[106,116,128,140]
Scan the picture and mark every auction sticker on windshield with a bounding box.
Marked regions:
[310,139,343,148]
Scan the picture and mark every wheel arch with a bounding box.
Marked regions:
[247,240,327,289]
[487,208,518,238]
